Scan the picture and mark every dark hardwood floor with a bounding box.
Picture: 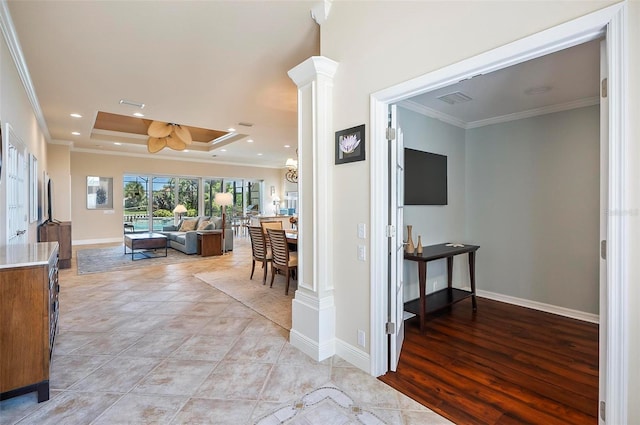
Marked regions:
[379,297,599,425]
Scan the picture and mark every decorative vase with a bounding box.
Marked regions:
[417,235,423,254]
[406,225,415,254]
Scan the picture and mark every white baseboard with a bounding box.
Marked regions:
[474,289,599,324]
[290,329,335,362]
[73,237,123,246]
[334,338,371,374]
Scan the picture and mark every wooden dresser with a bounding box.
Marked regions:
[0,242,60,403]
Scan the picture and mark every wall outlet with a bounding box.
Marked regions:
[357,330,366,347]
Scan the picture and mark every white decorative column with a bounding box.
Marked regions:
[287,56,339,361]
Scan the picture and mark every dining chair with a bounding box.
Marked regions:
[248,226,271,285]
[261,220,283,244]
[266,228,297,295]
[260,220,283,233]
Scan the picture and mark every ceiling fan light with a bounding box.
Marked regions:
[147,137,167,153]
[173,125,193,145]
[147,121,172,138]
[166,133,187,151]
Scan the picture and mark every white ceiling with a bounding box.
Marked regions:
[404,39,601,128]
[7,2,600,168]
[7,1,319,168]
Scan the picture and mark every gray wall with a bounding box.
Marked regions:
[399,108,468,300]
[400,105,600,314]
[466,106,600,314]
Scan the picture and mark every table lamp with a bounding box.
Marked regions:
[214,192,233,254]
[173,204,187,225]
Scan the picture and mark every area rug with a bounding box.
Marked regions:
[76,245,202,275]
[195,270,293,330]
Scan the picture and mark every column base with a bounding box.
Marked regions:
[290,289,335,361]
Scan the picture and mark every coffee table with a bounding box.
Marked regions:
[124,232,168,260]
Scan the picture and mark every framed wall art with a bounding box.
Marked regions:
[87,176,113,209]
[335,124,365,165]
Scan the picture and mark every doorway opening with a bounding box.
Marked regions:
[369,3,629,424]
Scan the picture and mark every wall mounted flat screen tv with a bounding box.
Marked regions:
[404,148,448,205]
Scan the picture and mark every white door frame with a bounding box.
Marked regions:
[370,2,629,423]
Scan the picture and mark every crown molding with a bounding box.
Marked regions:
[398,100,468,129]
[50,139,74,147]
[0,1,51,141]
[466,96,600,128]
[310,0,331,26]
[399,96,600,130]
[70,147,282,170]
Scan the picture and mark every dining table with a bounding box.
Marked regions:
[285,230,297,250]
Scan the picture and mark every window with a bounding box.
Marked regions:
[124,174,262,230]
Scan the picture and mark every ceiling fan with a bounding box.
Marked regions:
[147,121,193,153]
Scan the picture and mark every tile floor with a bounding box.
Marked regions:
[0,238,451,425]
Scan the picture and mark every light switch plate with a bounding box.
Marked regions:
[358,245,366,261]
[358,223,366,239]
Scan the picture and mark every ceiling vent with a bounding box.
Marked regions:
[437,91,473,105]
[238,122,254,127]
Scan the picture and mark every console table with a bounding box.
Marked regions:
[404,243,479,332]
[38,221,72,269]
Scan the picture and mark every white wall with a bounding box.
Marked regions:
[398,107,468,300]
[466,106,600,314]
[0,30,49,246]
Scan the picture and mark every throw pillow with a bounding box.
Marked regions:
[197,220,211,231]
[210,216,222,229]
[203,222,215,231]
[178,219,197,232]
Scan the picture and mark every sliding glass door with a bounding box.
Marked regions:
[151,176,176,231]
[124,174,264,231]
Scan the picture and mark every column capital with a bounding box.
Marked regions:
[288,56,339,87]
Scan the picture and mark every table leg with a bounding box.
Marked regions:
[469,251,477,311]
[418,261,427,332]
[447,256,453,288]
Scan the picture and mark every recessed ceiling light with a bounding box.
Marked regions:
[114,142,122,146]
[247,139,254,143]
[284,145,291,148]
[71,131,80,136]
[257,153,263,156]
[184,150,189,153]
[227,128,236,132]
[221,149,227,152]
[133,112,144,117]
[70,113,82,118]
